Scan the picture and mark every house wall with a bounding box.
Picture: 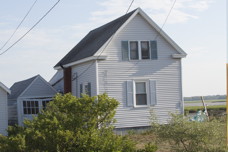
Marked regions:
[97,14,183,128]
[0,87,8,135]
[71,61,97,97]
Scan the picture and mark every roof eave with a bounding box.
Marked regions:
[54,55,107,70]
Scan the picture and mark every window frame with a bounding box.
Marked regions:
[128,40,151,61]
[133,80,149,107]
[22,98,52,115]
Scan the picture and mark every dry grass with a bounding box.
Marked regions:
[128,131,171,152]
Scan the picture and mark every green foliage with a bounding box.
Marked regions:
[0,93,136,152]
[152,114,226,152]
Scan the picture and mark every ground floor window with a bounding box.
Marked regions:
[23,98,52,115]
[23,100,39,114]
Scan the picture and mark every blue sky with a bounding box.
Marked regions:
[0,0,226,97]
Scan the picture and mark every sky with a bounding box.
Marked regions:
[0,0,226,97]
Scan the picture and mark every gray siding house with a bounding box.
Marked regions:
[0,82,10,135]
[50,8,187,130]
[8,75,57,126]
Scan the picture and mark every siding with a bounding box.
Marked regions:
[98,14,183,128]
[0,88,8,135]
[71,61,97,97]
[8,99,17,126]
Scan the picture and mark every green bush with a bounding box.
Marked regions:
[0,93,136,152]
[151,114,226,152]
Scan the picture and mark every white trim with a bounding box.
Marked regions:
[172,54,186,58]
[95,60,99,95]
[54,56,107,70]
[0,82,10,94]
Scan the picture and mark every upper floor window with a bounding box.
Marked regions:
[122,40,157,61]
[23,99,52,115]
[23,100,39,114]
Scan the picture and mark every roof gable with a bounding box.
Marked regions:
[21,76,57,97]
[8,75,57,99]
[55,8,187,69]
[54,9,137,68]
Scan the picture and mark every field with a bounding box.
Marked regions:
[184,99,226,103]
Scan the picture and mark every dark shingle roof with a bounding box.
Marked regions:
[8,75,38,100]
[54,9,137,68]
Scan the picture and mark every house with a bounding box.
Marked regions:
[0,82,10,135]
[8,75,57,126]
[50,8,187,131]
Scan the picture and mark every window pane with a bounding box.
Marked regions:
[84,84,89,95]
[31,101,34,107]
[35,108,39,114]
[136,94,147,105]
[32,108,35,114]
[141,41,149,59]
[27,101,31,107]
[35,101,39,107]
[136,82,146,94]
[24,108,27,114]
[28,108,31,114]
[130,41,139,60]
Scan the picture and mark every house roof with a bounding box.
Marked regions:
[8,75,38,99]
[0,82,10,94]
[55,8,187,69]
[54,9,137,68]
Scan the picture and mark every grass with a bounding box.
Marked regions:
[184,99,226,103]
[185,104,226,111]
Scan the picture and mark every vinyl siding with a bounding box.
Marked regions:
[71,61,97,97]
[0,88,8,135]
[98,14,183,128]
[8,99,17,126]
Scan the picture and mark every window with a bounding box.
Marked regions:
[23,100,39,114]
[135,82,147,106]
[130,41,139,60]
[80,82,91,97]
[122,40,157,61]
[141,41,150,59]
[23,99,52,115]
[42,100,50,110]
[126,80,157,107]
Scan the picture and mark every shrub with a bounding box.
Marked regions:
[0,93,136,152]
[151,114,226,152]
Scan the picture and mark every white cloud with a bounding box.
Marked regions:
[89,0,214,25]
